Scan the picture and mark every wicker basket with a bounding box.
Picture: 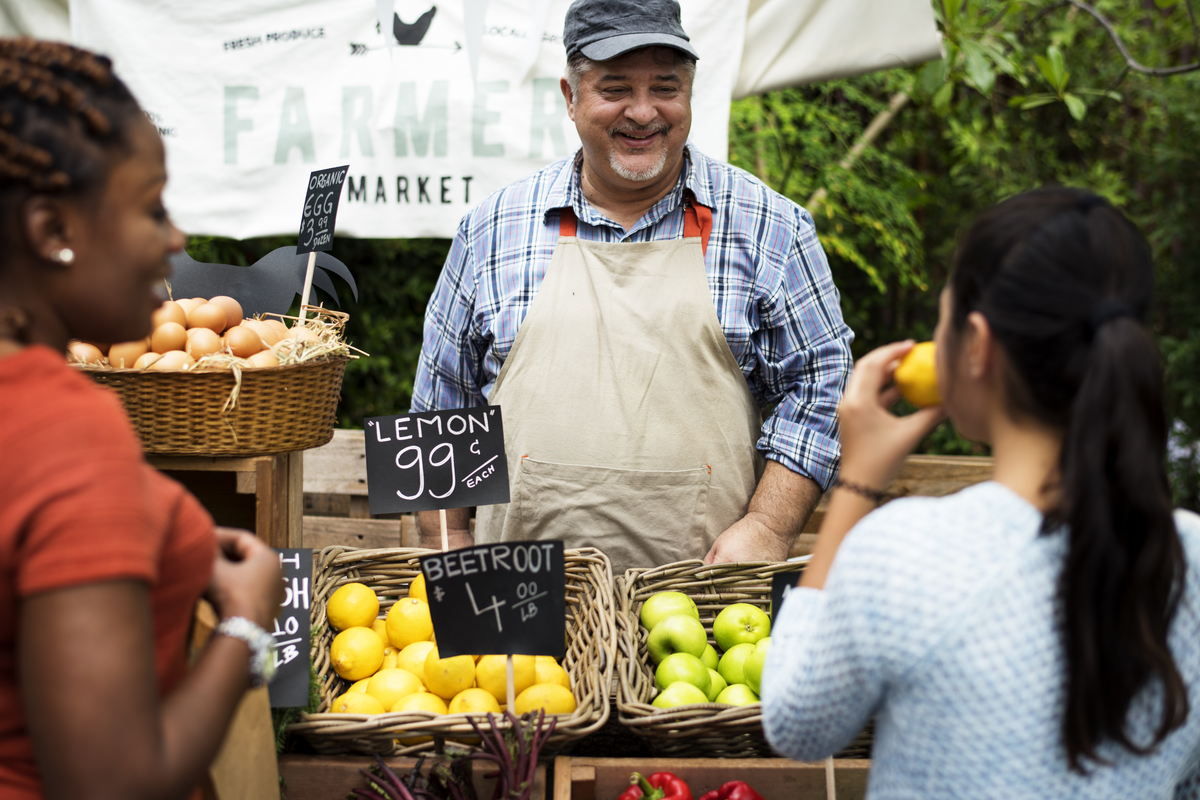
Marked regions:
[616,560,873,759]
[79,355,348,456]
[289,545,616,757]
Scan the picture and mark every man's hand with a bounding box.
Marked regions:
[417,508,474,551]
[703,460,822,564]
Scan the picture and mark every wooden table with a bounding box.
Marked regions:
[149,452,304,549]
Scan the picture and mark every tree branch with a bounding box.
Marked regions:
[1026,0,1200,76]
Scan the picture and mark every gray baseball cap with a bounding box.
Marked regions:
[563,0,699,62]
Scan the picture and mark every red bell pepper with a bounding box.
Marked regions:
[617,772,692,800]
[696,781,765,800]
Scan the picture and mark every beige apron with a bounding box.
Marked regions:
[475,199,764,575]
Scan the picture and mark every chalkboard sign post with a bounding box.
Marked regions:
[362,408,510,516]
[770,568,805,622]
[270,548,313,707]
[295,165,349,324]
[364,406,526,699]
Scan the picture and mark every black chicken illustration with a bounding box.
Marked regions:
[394,6,436,45]
[166,247,358,319]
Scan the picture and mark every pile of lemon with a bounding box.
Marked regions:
[325,576,577,725]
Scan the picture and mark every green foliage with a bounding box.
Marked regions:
[728,0,1200,477]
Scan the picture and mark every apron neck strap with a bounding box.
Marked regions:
[558,199,713,255]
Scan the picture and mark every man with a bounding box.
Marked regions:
[411,0,853,573]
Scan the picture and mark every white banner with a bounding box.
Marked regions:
[69,0,747,240]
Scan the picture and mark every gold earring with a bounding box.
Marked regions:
[51,248,75,264]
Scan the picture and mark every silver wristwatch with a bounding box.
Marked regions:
[215,616,277,687]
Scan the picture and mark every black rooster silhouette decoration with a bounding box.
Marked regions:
[394,7,437,45]
[167,247,358,318]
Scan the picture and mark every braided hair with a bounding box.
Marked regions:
[0,37,141,236]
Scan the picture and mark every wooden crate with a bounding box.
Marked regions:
[279,755,546,800]
[552,757,869,800]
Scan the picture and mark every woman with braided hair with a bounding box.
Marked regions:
[0,39,282,799]
[762,188,1200,796]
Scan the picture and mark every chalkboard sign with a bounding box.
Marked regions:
[770,569,804,623]
[296,165,349,255]
[419,542,566,660]
[269,548,312,707]
[363,407,509,515]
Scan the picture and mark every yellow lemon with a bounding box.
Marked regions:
[330,626,385,681]
[449,687,502,714]
[372,619,390,645]
[381,651,399,671]
[391,691,448,745]
[327,583,379,632]
[514,683,577,716]
[409,573,427,602]
[474,655,536,704]
[397,641,438,677]
[366,668,424,709]
[423,646,475,701]
[347,678,371,694]
[392,691,448,715]
[893,341,942,408]
[534,657,571,690]
[386,597,434,650]
[330,692,385,714]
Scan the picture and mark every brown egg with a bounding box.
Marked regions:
[208,296,243,331]
[150,350,195,370]
[187,303,227,333]
[151,321,187,354]
[247,349,279,368]
[67,341,104,364]
[133,352,162,369]
[82,340,110,356]
[223,325,264,358]
[186,327,224,359]
[241,319,278,346]
[152,300,187,329]
[291,326,321,344]
[175,298,200,315]
[108,339,150,368]
[264,319,290,340]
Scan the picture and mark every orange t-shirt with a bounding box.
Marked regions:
[0,346,215,798]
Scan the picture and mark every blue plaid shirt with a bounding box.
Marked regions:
[411,145,853,489]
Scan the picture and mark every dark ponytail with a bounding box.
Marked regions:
[949,187,1188,772]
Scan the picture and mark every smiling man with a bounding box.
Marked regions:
[412,0,853,574]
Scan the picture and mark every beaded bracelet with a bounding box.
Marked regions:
[833,477,887,504]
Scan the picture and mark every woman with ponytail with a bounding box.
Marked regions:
[0,40,281,799]
[761,187,1200,796]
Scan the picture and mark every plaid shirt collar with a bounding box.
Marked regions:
[541,144,715,234]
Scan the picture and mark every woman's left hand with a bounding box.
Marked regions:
[838,340,948,492]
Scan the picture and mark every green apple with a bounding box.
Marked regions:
[655,652,711,695]
[640,591,699,632]
[652,681,710,709]
[716,642,756,686]
[704,668,727,702]
[744,637,771,695]
[715,683,760,706]
[700,644,719,670]
[646,614,708,664]
[712,603,771,651]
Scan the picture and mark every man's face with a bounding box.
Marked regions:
[563,47,692,192]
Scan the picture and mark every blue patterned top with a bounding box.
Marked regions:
[410,146,853,489]
[763,482,1200,798]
